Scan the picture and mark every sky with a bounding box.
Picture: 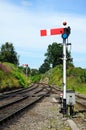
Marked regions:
[0,0,86,69]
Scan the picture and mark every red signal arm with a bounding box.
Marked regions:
[40,28,64,36]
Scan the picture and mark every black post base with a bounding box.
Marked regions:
[59,99,67,115]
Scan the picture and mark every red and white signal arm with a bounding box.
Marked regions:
[22,64,28,67]
[40,28,64,36]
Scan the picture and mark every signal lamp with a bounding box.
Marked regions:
[62,26,71,39]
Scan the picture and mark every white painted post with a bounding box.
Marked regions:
[63,38,67,114]
[63,39,66,99]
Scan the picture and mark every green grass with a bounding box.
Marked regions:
[1,62,86,94]
[40,65,86,94]
[31,74,41,83]
[0,62,29,91]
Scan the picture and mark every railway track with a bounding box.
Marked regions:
[75,94,86,110]
[76,94,86,110]
[0,83,51,125]
[0,83,86,126]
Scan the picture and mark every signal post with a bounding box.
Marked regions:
[40,22,71,115]
[61,24,71,114]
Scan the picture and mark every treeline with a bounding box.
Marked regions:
[0,42,73,76]
[21,42,73,79]
[0,42,19,65]
[39,42,73,73]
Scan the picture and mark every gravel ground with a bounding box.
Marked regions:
[1,94,86,130]
[72,113,86,130]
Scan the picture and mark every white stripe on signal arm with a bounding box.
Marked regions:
[47,29,50,35]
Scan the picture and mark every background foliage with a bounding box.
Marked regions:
[39,42,72,73]
[0,42,19,65]
[0,62,29,91]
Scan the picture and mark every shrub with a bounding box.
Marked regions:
[14,72,27,87]
[31,74,41,83]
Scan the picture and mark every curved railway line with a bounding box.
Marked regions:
[75,94,86,111]
[0,83,51,125]
[0,83,86,126]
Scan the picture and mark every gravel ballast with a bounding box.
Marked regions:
[1,94,84,130]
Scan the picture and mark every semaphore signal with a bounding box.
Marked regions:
[40,22,76,117]
[22,64,28,67]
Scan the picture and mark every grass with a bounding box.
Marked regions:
[40,65,86,94]
[31,74,41,83]
[0,62,86,94]
[0,62,29,91]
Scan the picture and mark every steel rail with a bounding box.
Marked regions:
[75,94,86,111]
[0,87,44,109]
[0,83,39,100]
[0,83,50,125]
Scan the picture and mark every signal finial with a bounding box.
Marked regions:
[63,21,67,26]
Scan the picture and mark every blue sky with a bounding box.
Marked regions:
[0,0,86,69]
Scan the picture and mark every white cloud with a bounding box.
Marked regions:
[0,1,86,68]
[21,0,32,6]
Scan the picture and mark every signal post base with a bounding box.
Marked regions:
[60,99,67,116]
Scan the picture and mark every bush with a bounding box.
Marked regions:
[14,72,27,87]
[31,74,41,83]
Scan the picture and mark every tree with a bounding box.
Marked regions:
[39,59,50,73]
[0,42,19,65]
[44,42,72,68]
[30,69,39,76]
[45,43,62,67]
